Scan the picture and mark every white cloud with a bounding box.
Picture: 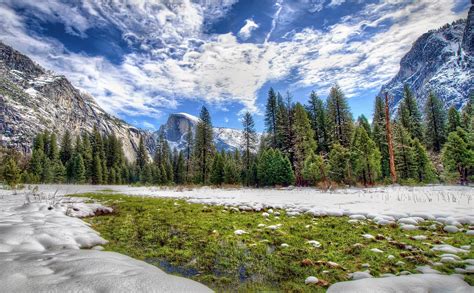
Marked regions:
[0,0,469,121]
[238,19,259,40]
[328,0,346,8]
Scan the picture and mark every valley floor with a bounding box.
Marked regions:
[0,184,473,292]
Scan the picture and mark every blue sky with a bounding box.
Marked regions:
[0,0,470,131]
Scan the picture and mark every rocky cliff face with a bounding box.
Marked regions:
[0,41,155,161]
[380,6,473,111]
[157,113,256,152]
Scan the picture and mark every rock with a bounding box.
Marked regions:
[349,271,373,280]
[307,240,321,248]
[387,255,395,260]
[305,276,319,285]
[281,243,289,248]
[262,212,270,218]
[443,225,459,233]
[396,261,405,266]
[234,230,246,235]
[362,234,375,240]
[370,248,384,253]
[465,230,474,235]
[411,235,427,240]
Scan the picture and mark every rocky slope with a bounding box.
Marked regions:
[0,41,155,161]
[157,113,256,152]
[380,5,473,111]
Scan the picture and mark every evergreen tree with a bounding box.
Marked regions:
[241,112,257,186]
[302,151,327,187]
[91,153,103,184]
[194,106,214,184]
[265,88,279,147]
[41,158,54,183]
[398,85,423,140]
[424,92,447,152]
[210,152,225,185]
[136,135,148,171]
[174,151,186,184]
[72,153,86,183]
[442,128,473,185]
[356,115,372,138]
[393,124,417,180]
[257,149,294,186]
[447,106,461,134]
[224,155,240,185]
[48,133,59,161]
[183,125,194,183]
[328,143,351,184]
[372,96,390,179]
[306,91,329,153]
[276,92,295,162]
[351,126,381,186]
[53,160,66,183]
[412,138,436,183]
[3,157,20,188]
[140,164,153,184]
[460,94,473,131]
[81,133,93,182]
[292,103,317,185]
[59,130,73,165]
[29,144,45,182]
[327,85,353,147]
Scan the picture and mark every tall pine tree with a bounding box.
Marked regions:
[194,106,215,184]
[241,112,257,186]
[424,92,447,152]
[306,91,329,153]
[327,85,353,147]
[292,103,317,185]
[265,88,278,148]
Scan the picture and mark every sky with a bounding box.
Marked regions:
[0,0,470,131]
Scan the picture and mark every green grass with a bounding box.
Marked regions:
[77,193,473,292]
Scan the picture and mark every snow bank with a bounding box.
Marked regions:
[31,184,473,229]
[0,188,212,292]
[327,274,472,293]
[0,249,210,292]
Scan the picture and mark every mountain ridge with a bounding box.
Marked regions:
[380,5,473,111]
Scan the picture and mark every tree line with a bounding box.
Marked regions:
[1,85,473,188]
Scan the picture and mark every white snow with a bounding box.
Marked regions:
[0,188,211,292]
[431,244,469,254]
[327,274,472,293]
[370,248,384,253]
[443,225,460,233]
[234,229,246,235]
[28,185,472,229]
[307,240,321,248]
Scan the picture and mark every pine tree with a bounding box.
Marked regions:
[276,92,295,162]
[60,130,73,165]
[398,85,423,140]
[194,106,214,184]
[183,125,194,183]
[136,135,148,171]
[356,115,372,138]
[53,160,66,183]
[351,126,381,186]
[306,91,329,153]
[174,151,186,184]
[224,154,240,185]
[442,128,473,185]
[372,96,390,179]
[460,94,473,131]
[29,143,45,182]
[424,92,447,152]
[328,143,351,184]
[447,106,461,134]
[393,124,417,180]
[292,103,317,185]
[140,164,153,184]
[327,85,353,147]
[91,153,103,184]
[72,153,86,183]
[302,151,327,187]
[210,152,225,185]
[41,157,54,183]
[48,133,59,161]
[81,133,93,182]
[3,157,20,188]
[241,112,257,186]
[265,88,279,148]
[412,138,436,183]
[257,149,294,186]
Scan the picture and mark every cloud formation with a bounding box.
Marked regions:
[0,0,468,121]
[238,19,259,40]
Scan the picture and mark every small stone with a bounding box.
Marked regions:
[257,223,266,228]
[281,243,289,248]
[361,263,370,268]
[307,240,321,248]
[349,271,373,280]
[362,234,375,240]
[305,276,319,284]
[262,212,270,218]
[370,248,384,253]
[443,225,459,233]
[234,230,246,235]
[387,255,395,260]
[396,261,405,266]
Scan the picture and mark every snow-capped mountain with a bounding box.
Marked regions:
[156,113,257,152]
[380,4,473,111]
[0,41,156,161]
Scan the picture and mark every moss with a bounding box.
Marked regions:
[78,193,474,291]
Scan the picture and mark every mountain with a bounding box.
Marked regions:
[0,41,155,161]
[157,113,257,152]
[380,5,473,111]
